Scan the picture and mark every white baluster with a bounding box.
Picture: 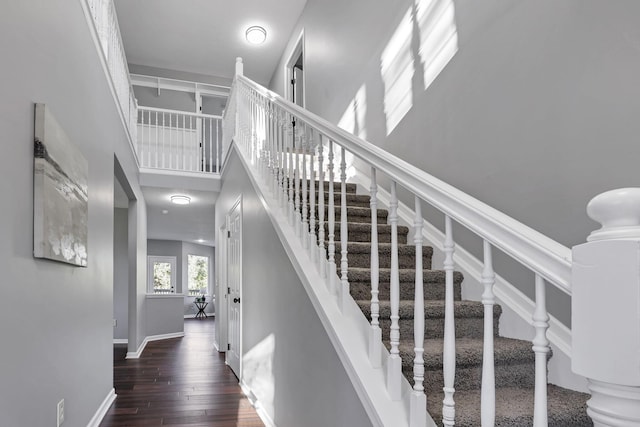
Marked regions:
[155,111,158,168]
[327,141,337,295]
[302,127,309,248]
[287,116,295,221]
[532,274,549,427]
[369,167,381,368]
[442,215,456,426]
[295,136,302,236]
[339,146,349,312]
[215,118,219,173]
[308,141,316,262]
[182,114,186,170]
[162,112,166,169]
[317,138,326,277]
[410,196,427,427]
[189,115,193,171]
[278,109,286,209]
[387,181,401,400]
[481,240,496,427]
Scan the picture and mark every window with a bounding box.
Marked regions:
[187,254,209,296]
[147,256,176,294]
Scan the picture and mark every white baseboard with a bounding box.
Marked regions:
[113,338,128,344]
[240,380,276,427]
[126,332,185,359]
[86,388,116,427]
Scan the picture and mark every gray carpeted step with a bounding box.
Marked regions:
[312,206,388,224]
[349,268,461,301]
[395,337,537,392]
[334,242,432,269]
[426,385,592,427]
[359,300,499,339]
[290,179,357,194]
[320,192,372,207]
[324,222,409,244]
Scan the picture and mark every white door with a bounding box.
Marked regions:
[226,198,242,377]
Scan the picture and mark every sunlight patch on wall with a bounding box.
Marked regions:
[381,8,415,135]
[338,84,368,141]
[415,0,458,90]
[381,0,458,135]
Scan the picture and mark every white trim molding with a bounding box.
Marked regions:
[86,388,116,427]
[240,380,277,427]
[126,332,185,359]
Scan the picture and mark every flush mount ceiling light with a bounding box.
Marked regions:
[246,26,267,45]
[170,195,191,205]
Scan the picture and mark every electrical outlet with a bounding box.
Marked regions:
[57,399,64,426]
[113,318,117,327]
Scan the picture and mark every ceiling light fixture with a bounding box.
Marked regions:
[170,195,191,205]
[246,26,267,45]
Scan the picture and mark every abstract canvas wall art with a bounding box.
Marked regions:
[33,103,88,266]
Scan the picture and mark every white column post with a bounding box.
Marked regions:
[481,240,496,426]
[572,187,640,426]
[339,146,349,313]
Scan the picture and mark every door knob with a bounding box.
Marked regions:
[233,297,240,303]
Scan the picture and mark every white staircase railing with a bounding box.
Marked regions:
[137,106,223,173]
[227,58,640,426]
[85,0,138,157]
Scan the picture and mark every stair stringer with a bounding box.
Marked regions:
[350,171,589,393]
[233,145,435,427]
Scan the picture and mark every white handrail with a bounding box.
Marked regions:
[236,74,572,295]
[139,105,222,120]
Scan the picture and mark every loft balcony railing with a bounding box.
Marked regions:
[226,57,640,427]
[137,107,224,174]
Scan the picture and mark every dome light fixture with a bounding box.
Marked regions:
[246,26,267,45]
[170,195,191,205]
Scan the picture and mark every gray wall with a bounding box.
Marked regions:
[0,1,148,426]
[270,0,640,326]
[114,208,129,340]
[215,149,371,427]
[133,86,196,113]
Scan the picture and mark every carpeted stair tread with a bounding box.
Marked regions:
[360,300,500,339]
[336,242,433,269]
[326,222,410,244]
[358,300,496,321]
[321,192,372,207]
[349,267,461,287]
[394,337,538,391]
[312,206,387,223]
[298,180,358,193]
[319,206,388,220]
[426,385,592,427]
[396,337,536,369]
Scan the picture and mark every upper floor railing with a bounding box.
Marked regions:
[227,58,640,426]
[85,0,138,157]
[137,106,223,173]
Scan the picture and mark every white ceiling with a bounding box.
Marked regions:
[114,0,308,86]
[114,0,307,246]
[143,187,219,247]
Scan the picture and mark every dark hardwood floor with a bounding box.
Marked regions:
[100,318,265,427]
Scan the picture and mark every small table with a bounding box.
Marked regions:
[194,301,208,319]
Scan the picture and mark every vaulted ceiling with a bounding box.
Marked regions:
[113,1,307,247]
[114,0,307,86]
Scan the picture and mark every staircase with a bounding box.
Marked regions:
[320,181,592,426]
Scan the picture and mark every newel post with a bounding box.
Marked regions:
[235,57,244,76]
[572,188,640,426]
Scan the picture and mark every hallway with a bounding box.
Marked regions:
[100,318,265,426]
